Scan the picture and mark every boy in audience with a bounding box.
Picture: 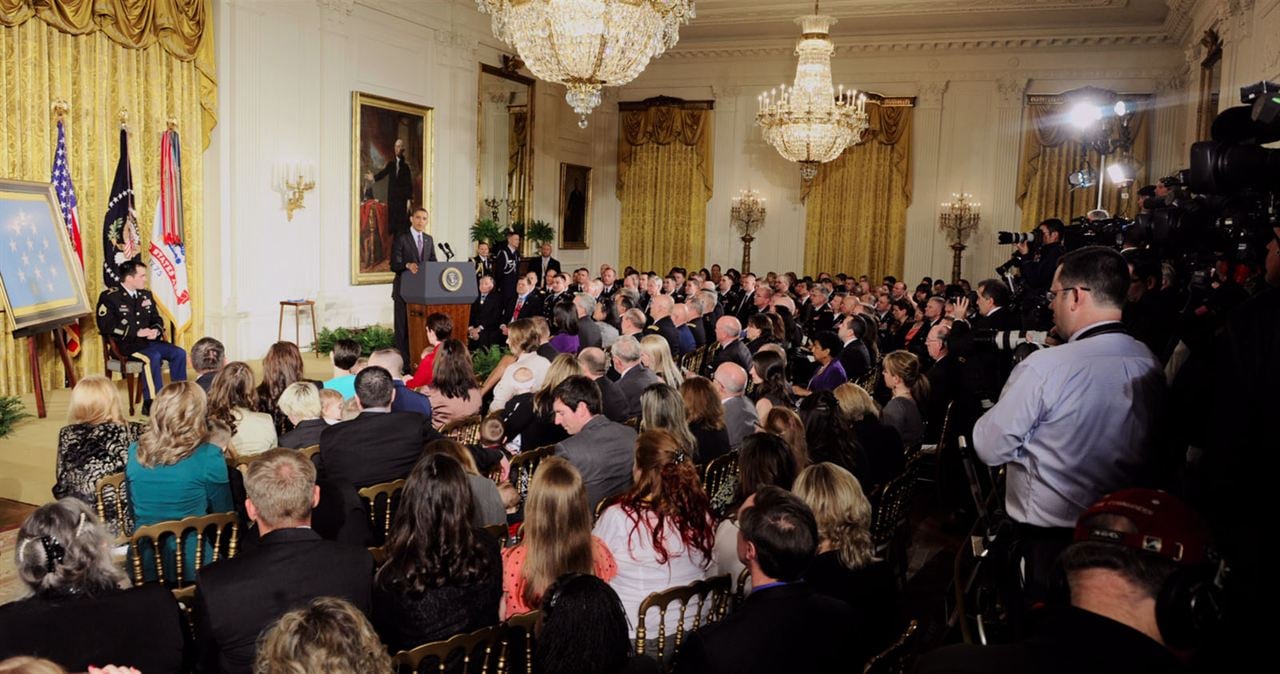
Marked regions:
[468,412,509,479]
[322,339,361,399]
[318,388,344,425]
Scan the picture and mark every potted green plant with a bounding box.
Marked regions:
[0,395,30,439]
[520,219,555,247]
[470,217,505,247]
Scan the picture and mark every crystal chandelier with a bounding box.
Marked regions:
[756,3,869,181]
[730,189,767,273]
[476,0,696,128]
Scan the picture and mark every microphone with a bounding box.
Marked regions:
[443,242,455,260]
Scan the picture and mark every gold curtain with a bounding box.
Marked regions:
[0,5,212,396]
[617,101,713,273]
[1015,98,1150,230]
[803,104,913,280]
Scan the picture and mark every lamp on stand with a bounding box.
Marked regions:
[938,192,980,283]
[730,189,767,274]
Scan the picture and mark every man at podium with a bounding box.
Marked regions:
[391,207,436,365]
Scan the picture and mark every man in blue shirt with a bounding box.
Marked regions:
[367,349,432,418]
[973,246,1164,609]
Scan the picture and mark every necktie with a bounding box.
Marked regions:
[515,297,525,318]
[416,234,423,259]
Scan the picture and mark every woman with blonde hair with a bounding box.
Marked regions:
[880,350,929,453]
[126,382,234,581]
[256,597,392,674]
[276,382,327,449]
[502,353,580,452]
[639,334,683,388]
[501,457,617,618]
[53,376,143,533]
[679,377,731,466]
[491,318,552,411]
[762,407,810,470]
[639,383,697,458]
[793,462,898,658]
[834,383,904,488]
[206,362,277,456]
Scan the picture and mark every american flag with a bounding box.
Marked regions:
[51,119,84,357]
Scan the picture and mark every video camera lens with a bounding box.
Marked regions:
[997,231,1038,245]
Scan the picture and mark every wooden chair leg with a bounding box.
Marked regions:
[125,373,136,416]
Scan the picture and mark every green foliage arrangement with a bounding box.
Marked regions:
[471,344,509,382]
[0,395,30,438]
[470,217,504,246]
[520,219,555,246]
[314,325,396,357]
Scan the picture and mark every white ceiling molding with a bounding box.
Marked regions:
[689,0,1130,24]
[662,31,1175,60]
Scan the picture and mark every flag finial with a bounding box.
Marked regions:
[52,100,70,119]
[118,107,129,130]
[166,117,179,132]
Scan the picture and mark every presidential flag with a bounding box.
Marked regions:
[102,127,140,289]
[148,129,192,336]
[51,118,84,356]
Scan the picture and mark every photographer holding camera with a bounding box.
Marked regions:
[973,246,1166,611]
[1016,218,1066,294]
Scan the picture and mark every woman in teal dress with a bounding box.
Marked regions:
[126,381,234,583]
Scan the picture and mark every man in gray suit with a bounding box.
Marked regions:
[552,376,639,508]
[611,335,661,420]
[715,362,758,449]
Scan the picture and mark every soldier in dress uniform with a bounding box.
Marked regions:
[96,260,188,415]
[804,285,837,338]
[472,241,494,278]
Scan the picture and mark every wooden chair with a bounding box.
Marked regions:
[127,512,240,592]
[101,336,144,415]
[634,574,732,660]
[297,444,321,460]
[508,445,554,504]
[93,471,133,538]
[441,415,484,445]
[392,623,508,673]
[359,479,407,547]
[369,545,389,567]
[622,416,640,430]
[862,619,920,674]
[504,611,541,674]
[870,468,918,584]
[702,450,739,518]
[732,566,752,610]
[594,492,622,521]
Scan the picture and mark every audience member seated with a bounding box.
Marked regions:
[593,297,622,349]
[196,449,372,674]
[126,382,234,581]
[645,294,683,357]
[744,314,776,354]
[793,463,898,659]
[749,350,795,420]
[491,319,552,411]
[703,316,752,377]
[552,376,638,508]
[534,573,660,674]
[680,377,732,466]
[884,299,923,354]
[502,353,579,452]
[319,388,344,425]
[639,383,698,458]
[833,383,904,490]
[254,597,392,674]
[190,336,227,392]
[799,392,870,487]
[52,376,142,534]
[207,361,278,457]
[423,439,506,528]
[911,489,1205,674]
[276,382,328,449]
[880,350,929,453]
[595,430,715,646]
[0,499,184,673]
[367,349,432,417]
[837,315,873,382]
[673,486,856,674]
[714,363,757,449]
[422,339,482,427]
[501,458,618,619]
[549,300,582,354]
[372,453,502,653]
[575,292,604,350]
[762,407,811,470]
[640,334,684,388]
[579,347,629,422]
[322,338,361,400]
[712,433,799,592]
[256,341,312,436]
[612,335,661,419]
[404,313,452,391]
[315,366,441,489]
[795,331,848,396]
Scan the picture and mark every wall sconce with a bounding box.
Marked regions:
[274,161,316,221]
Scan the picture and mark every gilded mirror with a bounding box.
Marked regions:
[477,61,534,250]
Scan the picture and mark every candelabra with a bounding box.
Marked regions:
[937,192,981,283]
[730,189,767,274]
[274,162,316,222]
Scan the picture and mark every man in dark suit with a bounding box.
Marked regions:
[673,487,857,674]
[469,275,505,349]
[493,229,521,299]
[368,349,432,417]
[837,315,873,383]
[197,448,373,674]
[804,285,837,337]
[574,293,603,349]
[645,294,683,357]
[969,278,1021,402]
[552,376,639,508]
[315,366,440,489]
[190,336,226,393]
[733,273,759,322]
[611,335,661,420]
[578,347,629,422]
[503,275,544,324]
[390,207,437,365]
[703,316,751,377]
[366,138,414,236]
[542,273,570,323]
[532,243,560,289]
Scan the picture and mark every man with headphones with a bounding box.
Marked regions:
[912,488,1217,673]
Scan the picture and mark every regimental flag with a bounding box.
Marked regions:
[102,127,140,289]
[51,119,84,357]
[148,129,192,337]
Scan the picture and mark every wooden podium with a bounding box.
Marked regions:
[401,262,479,364]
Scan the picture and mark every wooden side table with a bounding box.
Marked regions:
[278,300,319,355]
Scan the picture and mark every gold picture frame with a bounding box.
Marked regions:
[351,92,434,285]
[0,179,92,333]
[558,163,591,250]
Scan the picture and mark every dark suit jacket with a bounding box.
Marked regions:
[806,303,836,336]
[688,318,707,347]
[493,245,521,297]
[838,338,872,382]
[554,415,638,508]
[196,528,373,674]
[595,375,630,422]
[279,417,327,449]
[533,255,561,286]
[316,410,440,489]
[734,291,759,322]
[0,584,184,673]
[536,342,559,362]
[704,339,752,377]
[503,291,544,323]
[646,316,683,356]
[578,316,603,349]
[616,364,662,419]
[673,583,857,674]
[470,292,505,348]
[372,156,413,212]
[390,230,437,300]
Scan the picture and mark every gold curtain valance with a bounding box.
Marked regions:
[800,101,913,204]
[0,0,216,146]
[617,98,714,198]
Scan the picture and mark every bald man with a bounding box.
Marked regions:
[578,347,628,422]
[703,316,751,377]
[367,349,432,417]
[714,362,758,449]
